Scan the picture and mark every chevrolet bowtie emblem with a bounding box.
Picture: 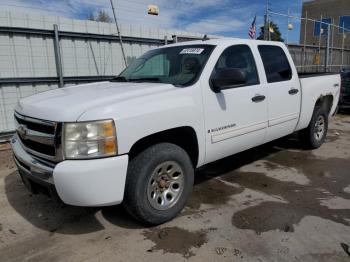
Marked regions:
[17,124,28,139]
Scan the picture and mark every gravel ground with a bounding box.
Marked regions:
[0,114,350,262]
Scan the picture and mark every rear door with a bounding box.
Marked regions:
[257,45,301,142]
[202,43,268,164]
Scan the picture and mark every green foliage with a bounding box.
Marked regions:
[87,10,112,23]
[257,21,284,42]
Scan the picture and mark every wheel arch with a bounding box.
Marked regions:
[128,126,200,168]
[314,94,334,116]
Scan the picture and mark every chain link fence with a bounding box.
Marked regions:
[269,9,350,73]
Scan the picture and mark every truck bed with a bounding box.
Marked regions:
[296,73,341,132]
[298,72,340,78]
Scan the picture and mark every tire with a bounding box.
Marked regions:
[299,106,328,149]
[123,143,194,225]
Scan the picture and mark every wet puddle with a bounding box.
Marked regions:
[325,135,340,143]
[143,226,208,258]
[186,179,243,210]
[223,151,350,234]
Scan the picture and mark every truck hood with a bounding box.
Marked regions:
[15,81,177,122]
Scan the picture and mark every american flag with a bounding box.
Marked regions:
[248,15,257,39]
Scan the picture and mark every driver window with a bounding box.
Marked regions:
[214,45,259,86]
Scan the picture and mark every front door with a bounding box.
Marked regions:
[202,44,268,164]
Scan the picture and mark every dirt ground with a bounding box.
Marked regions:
[0,114,350,262]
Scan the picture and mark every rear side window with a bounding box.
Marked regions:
[258,45,292,83]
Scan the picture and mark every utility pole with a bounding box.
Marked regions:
[110,0,128,67]
[264,0,269,40]
[286,7,290,45]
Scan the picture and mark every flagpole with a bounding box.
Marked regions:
[254,15,257,39]
[255,16,257,40]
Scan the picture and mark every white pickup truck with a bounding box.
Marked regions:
[11,39,340,225]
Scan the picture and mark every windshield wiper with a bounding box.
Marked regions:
[110,76,129,82]
[128,77,162,83]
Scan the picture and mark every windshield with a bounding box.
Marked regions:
[116,45,215,86]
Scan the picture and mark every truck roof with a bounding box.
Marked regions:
[163,38,286,48]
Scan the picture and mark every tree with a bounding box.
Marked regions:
[87,10,112,23]
[87,12,95,21]
[97,10,112,23]
[257,21,284,42]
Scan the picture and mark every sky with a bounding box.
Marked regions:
[1,0,306,43]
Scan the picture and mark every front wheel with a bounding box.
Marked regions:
[123,143,194,225]
[299,106,328,149]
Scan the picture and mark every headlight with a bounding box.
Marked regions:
[63,120,117,159]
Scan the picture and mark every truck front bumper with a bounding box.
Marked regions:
[11,134,129,207]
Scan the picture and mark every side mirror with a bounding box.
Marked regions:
[211,68,247,92]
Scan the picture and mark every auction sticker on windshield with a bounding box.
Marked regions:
[180,48,204,54]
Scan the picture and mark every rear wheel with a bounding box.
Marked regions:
[123,143,194,225]
[299,106,328,149]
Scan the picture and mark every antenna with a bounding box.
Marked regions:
[110,0,128,67]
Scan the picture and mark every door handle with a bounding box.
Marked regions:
[289,88,299,95]
[251,95,266,103]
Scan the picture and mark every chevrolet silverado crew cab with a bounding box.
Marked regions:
[11,39,340,225]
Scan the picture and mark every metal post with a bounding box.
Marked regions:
[341,22,345,69]
[172,35,178,43]
[318,15,323,72]
[164,35,168,45]
[268,17,271,41]
[330,23,334,69]
[264,14,267,40]
[110,0,128,67]
[325,24,331,72]
[53,24,64,88]
[303,12,308,72]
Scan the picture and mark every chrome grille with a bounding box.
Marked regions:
[14,112,62,162]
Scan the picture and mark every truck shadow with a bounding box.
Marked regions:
[4,133,348,235]
[194,134,303,184]
[4,171,144,234]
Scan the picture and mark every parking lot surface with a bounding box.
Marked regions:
[0,114,350,262]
